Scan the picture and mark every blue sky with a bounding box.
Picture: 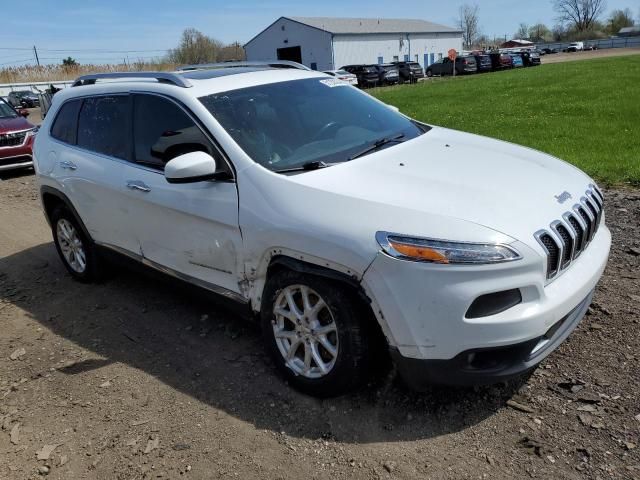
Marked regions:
[2,0,637,66]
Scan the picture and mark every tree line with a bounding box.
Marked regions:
[458,0,637,49]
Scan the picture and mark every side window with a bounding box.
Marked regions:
[133,94,221,171]
[77,96,130,160]
[50,99,82,145]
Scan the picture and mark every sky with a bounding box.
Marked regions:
[2,0,638,66]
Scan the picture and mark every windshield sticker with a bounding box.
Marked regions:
[319,78,349,87]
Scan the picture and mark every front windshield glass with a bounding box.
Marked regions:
[199,78,427,172]
[0,99,17,118]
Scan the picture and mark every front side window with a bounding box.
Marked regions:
[132,94,223,172]
[199,78,427,173]
[51,99,82,145]
[77,96,129,159]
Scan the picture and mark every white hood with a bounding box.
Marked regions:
[288,126,595,248]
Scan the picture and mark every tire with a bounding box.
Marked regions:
[50,205,103,282]
[261,269,373,397]
[426,69,433,78]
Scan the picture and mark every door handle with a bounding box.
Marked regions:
[59,160,77,170]
[126,180,151,193]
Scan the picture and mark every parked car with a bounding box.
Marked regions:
[425,56,477,77]
[374,64,400,85]
[35,65,610,396]
[513,50,541,67]
[322,69,358,86]
[8,90,40,108]
[509,54,524,67]
[541,47,558,54]
[472,54,492,73]
[340,64,380,88]
[567,41,584,52]
[392,61,425,83]
[489,52,514,70]
[0,97,37,172]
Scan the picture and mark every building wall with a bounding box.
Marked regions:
[245,18,334,70]
[333,33,463,68]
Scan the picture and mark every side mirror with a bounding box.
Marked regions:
[164,151,217,184]
[18,109,29,117]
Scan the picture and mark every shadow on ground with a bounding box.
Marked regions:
[0,242,528,444]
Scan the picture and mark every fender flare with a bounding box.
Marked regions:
[40,185,93,242]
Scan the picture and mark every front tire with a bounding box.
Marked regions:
[261,270,373,397]
[51,206,102,282]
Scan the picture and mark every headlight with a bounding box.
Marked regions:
[375,231,521,264]
[26,126,39,137]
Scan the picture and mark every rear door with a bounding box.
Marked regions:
[120,93,244,296]
[49,95,132,250]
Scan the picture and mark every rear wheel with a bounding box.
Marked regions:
[51,206,102,282]
[261,270,373,397]
[426,69,433,78]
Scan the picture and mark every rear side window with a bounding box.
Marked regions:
[77,96,130,160]
[132,94,220,171]
[51,99,82,145]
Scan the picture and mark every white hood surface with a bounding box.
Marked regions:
[288,126,594,247]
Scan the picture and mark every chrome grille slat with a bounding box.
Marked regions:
[536,186,604,280]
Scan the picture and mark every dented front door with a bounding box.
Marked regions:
[120,163,243,296]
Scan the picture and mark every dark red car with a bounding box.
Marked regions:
[0,97,37,172]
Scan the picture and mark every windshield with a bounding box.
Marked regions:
[14,91,32,98]
[199,78,427,172]
[0,99,17,118]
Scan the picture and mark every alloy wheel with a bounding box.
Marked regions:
[56,219,86,273]
[272,285,339,379]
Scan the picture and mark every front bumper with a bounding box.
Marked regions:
[361,225,610,362]
[0,134,34,171]
[391,289,593,388]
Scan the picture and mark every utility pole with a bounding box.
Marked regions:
[33,45,40,66]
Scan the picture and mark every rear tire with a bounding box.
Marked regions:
[261,269,373,397]
[50,206,103,283]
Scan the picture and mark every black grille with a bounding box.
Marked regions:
[555,224,573,266]
[0,131,27,147]
[567,215,585,255]
[0,155,32,167]
[536,186,604,280]
[539,233,560,275]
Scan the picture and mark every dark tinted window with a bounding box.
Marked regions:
[51,99,82,145]
[77,96,130,159]
[133,94,219,171]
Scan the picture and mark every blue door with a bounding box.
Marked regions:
[404,54,409,61]
[424,53,429,66]
[377,56,383,64]
[430,53,435,65]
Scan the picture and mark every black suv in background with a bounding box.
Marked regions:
[341,64,380,88]
[8,90,40,108]
[472,54,492,73]
[426,56,477,77]
[392,61,425,83]
[375,64,400,85]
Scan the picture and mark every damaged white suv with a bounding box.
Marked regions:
[34,63,610,396]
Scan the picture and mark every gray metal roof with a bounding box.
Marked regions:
[287,16,461,34]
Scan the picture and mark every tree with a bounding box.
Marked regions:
[62,57,78,67]
[457,4,480,49]
[553,0,606,32]
[606,8,634,35]
[515,23,530,39]
[167,28,224,65]
[528,23,552,42]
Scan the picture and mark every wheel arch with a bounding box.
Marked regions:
[40,186,93,242]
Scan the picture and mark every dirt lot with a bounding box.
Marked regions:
[0,172,639,480]
[541,48,640,64]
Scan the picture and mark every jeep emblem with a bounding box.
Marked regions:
[555,191,572,204]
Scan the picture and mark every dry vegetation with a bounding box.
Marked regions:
[0,61,178,84]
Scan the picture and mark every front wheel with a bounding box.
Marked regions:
[261,270,373,397]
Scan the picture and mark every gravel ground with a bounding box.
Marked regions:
[0,172,639,480]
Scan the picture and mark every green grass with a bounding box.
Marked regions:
[372,55,640,186]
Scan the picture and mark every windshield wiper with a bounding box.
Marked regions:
[275,160,329,174]
[348,133,406,161]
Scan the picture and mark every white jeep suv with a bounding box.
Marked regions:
[33,62,610,396]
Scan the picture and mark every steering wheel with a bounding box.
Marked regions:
[311,121,342,142]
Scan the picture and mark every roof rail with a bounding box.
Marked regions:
[177,60,311,72]
[71,72,192,88]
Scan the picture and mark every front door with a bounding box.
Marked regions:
[120,93,244,296]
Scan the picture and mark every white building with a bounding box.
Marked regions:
[244,16,463,71]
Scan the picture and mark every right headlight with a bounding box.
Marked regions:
[376,231,521,265]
